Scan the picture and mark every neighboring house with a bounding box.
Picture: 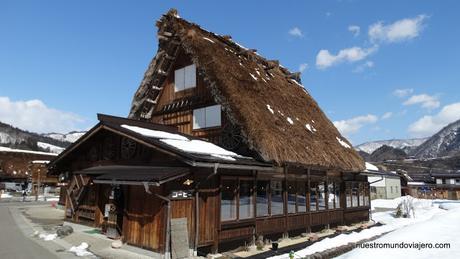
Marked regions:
[365,162,401,200]
[48,9,367,257]
[0,146,57,186]
[400,170,460,200]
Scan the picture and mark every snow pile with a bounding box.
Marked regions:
[1,192,13,198]
[69,242,94,257]
[270,197,457,259]
[121,124,245,161]
[39,233,57,241]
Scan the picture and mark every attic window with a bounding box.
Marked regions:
[193,105,221,129]
[174,64,196,92]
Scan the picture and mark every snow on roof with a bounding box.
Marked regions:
[287,117,294,125]
[407,181,426,186]
[266,104,274,114]
[121,124,244,160]
[336,137,351,149]
[365,162,379,171]
[202,37,215,43]
[0,146,58,156]
[32,160,50,164]
[121,124,188,141]
[249,73,258,81]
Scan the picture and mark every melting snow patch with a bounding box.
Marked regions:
[256,70,261,76]
[202,37,215,43]
[261,78,267,83]
[39,233,57,241]
[305,124,314,133]
[121,125,188,141]
[278,110,284,116]
[336,137,351,149]
[160,139,241,158]
[211,154,236,161]
[69,242,94,257]
[266,104,274,114]
[287,117,294,125]
[239,62,244,67]
[249,73,258,81]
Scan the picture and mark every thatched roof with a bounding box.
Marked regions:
[129,9,365,172]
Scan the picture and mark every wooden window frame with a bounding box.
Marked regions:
[220,176,255,223]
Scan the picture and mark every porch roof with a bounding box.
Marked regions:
[78,165,190,186]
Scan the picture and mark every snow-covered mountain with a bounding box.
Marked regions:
[0,121,75,154]
[42,131,86,143]
[411,119,460,159]
[355,138,428,154]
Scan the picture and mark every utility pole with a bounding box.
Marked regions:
[36,168,40,202]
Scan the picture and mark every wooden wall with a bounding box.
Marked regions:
[123,185,166,252]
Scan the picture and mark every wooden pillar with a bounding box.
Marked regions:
[283,165,288,239]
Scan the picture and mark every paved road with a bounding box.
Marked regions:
[0,202,59,259]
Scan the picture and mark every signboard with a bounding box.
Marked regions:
[170,190,193,199]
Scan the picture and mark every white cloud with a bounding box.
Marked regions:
[393,88,414,98]
[408,102,460,137]
[381,112,393,120]
[403,94,440,109]
[369,15,428,43]
[299,63,309,72]
[333,114,378,136]
[0,96,85,133]
[316,46,377,69]
[352,61,374,73]
[288,27,303,37]
[348,25,360,37]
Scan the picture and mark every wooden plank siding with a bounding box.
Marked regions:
[123,186,166,252]
[150,49,224,143]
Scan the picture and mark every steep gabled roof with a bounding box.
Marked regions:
[129,9,365,172]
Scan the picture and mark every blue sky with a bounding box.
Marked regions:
[1,0,459,145]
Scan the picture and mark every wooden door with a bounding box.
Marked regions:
[171,199,195,242]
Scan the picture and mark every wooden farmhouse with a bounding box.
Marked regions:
[48,9,368,258]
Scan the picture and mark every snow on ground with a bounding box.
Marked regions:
[1,192,13,198]
[39,233,57,241]
[37,141,65,154]
[69,242,94,257]
[339,199,460,259]
[270,197,460,259]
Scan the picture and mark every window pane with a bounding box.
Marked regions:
[318,182,326,210]
[184,64,196,89]
[221,180,237,221]
[174,68,185,92]
[310,182,317,211]
[271,180,283,215]
[256,181,269,217]
[352,182,358,207]
[287,181,296,214]
[205,105,221,128]
[193,108,206,129]
[297,182,306,213]
[359,183,364,206]
[335,182,341,209]
[364,185,370,206]
[327,183,335,209]
[346,183,351,208]
[239,180,254,219]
